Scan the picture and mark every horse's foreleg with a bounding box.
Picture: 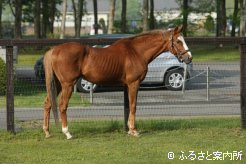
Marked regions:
[59,84,73,139]
[127,82,140,137]
[43,96,51,138]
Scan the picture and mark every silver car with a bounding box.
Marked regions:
[77,51,192,92]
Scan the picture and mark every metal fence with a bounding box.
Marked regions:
[0,37,246,132]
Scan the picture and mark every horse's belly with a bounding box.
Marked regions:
[82,69,123,85]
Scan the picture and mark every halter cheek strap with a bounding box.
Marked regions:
[169,31,174,49]
[169,32,190,60]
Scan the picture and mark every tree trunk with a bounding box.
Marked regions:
[73,0,84,37]
[41,0,55,38]
[60,0,67,39]
[14,0,22,38]
[216,0,226,37]
[149,0,155,30]
[240,0,246,36]
[34,0,41,39]
[143,0,149,32]
[108,0,115,34]
[42,0,48,38]
[49,0,56,35]
[0,0,2,38]
[93,0,98,34]
[72,0,77,35]
[231,0,239,37]
[121,0,127,33]
[183,0,188,37]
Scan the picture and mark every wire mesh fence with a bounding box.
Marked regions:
[0,38,244,131]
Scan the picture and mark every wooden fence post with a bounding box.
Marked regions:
[124,87,129,131]
[6,46,15,133]
[240,43,246,129]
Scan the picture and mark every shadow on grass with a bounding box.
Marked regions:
[66,117,240,137]
[11,117,240,140]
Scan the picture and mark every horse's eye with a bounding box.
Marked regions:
[177,40,182,44]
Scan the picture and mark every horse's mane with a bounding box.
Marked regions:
[130,29,168,39]
[113,29,170,45]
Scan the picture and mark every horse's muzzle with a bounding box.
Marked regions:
[183,56,192,64]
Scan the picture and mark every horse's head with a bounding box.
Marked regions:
[167,26,192,64]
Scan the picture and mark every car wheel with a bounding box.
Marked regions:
[76,77,97,93]
[164,69,184,91]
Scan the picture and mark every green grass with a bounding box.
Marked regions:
[17,54,43,66]
[190,45,240,62]
[0,117,245,163]
[0,92,91,108]
[0,80,91,108]
[16,47,49,66]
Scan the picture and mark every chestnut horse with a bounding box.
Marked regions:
[43,26,192,139]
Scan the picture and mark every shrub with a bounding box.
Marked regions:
[204,15,215,32]
[0,58,6,95]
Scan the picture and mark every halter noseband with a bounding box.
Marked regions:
[169,31,190,60]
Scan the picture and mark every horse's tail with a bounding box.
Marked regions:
[44,48,59,125]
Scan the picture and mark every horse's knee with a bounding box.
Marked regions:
[59,107,67,116]
[44,97,51,110]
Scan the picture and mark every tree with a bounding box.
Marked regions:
[149,0,155,30]
[41,0,59,38]
[108,0,115,34]
[182,0,189,36]
[60,0,67,39]
[7,0,61,38]
[121,0,127,33]
[9,0,32,38]
[13,0,22,38]
[231,0,239,36]
[189,0,216,13]
[240,0,246,36]
[72,0,85,37]
[177,0,216,35]
[114,0,141,32]
[93,0,98,34]
[49,0,56,35]
[142,0,149,32]
[0,0,3,38]
[216,0,226,37]
[42,0,48,38]
[34,0,41,38]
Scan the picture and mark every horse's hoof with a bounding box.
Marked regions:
[66,135,73,140]
[128,130,140,137]
[45,133,51,138]
[65,132,73,140]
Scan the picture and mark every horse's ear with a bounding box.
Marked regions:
[173,25,183,34]
[178,25,183,32]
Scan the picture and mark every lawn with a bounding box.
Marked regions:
[190,45,240,62]
[0,91,91,108]
[17,54,43,66]
[0,79,91,109]
[0,117,245,163]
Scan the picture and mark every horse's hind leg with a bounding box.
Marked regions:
[43,96,52,138]
[59,84,73,139]
[43,84,61,138]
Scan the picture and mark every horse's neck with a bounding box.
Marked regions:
[131,34,169,64]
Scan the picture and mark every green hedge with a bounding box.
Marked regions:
[0,58,6,95]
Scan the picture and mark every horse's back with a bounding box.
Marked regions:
[52,42,87,58]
